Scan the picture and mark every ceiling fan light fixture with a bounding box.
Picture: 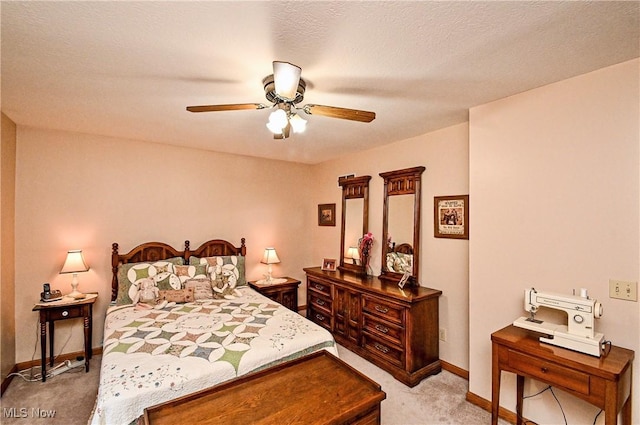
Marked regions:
[266,121,283,134]
[273,61,301,101]
[268,108,288,129]
[289,113,307,133]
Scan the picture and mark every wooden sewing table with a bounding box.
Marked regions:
[491,325,634,425]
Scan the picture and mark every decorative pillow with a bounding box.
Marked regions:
[189,255,246,287]
[175,264,209,284]
[115,257,184,305]
[386,252,413,273]
[184,278,214,300]
[157,288,194,304]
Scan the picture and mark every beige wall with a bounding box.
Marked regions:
[469,59,639,423]
[1,113,17,381]
[9,120,470,372]
[13,127,314,361]
[311,122,470,369]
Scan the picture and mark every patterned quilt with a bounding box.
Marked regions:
[90,286,338,425]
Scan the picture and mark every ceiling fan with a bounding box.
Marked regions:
[186,61,376,139]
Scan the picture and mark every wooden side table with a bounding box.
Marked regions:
[491,324,634,425]
[248,277,300,312]
[32,293,97,382]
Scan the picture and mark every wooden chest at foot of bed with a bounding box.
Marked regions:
[139,350,386,425]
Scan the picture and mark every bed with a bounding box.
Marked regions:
[90,238,338,425]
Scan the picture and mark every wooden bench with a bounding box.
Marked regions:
[139,350,386,425]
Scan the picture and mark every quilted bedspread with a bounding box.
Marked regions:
[90,286,338,425]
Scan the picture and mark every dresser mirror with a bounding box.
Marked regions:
[338,175,371,274]
[379,166,425,283]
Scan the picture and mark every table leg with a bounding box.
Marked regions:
[516,375,524,425]
[88,305,93,360]
[491,343,500,425]
[48,320,55,367]
[84,313,91,372]
[40,318,47,382]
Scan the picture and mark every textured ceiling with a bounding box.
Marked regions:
[2,1,638,164]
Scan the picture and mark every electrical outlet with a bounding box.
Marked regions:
[609,279,638,301]
[439,328,447,342]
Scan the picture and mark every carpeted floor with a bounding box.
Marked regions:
[1,356,101,424]
[1,347,508,424]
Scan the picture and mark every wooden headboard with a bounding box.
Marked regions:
[111,238,246,302]
[394,243,413,255]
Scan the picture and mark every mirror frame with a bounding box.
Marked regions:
[338,175,371,274]
[379,166,425,283]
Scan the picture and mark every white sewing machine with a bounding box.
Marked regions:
[513,288,605,357]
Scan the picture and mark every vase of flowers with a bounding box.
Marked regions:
[358,232,374,275]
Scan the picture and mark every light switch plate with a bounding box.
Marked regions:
[609,279,637,301]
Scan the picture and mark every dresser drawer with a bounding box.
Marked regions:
[362,295,404,326]
[307,278,332,297]
[362,313,403,346]
[362,333,404,367]
[48,305,83,321]
[508,350,590,395]
[308,305,332,331]
[308,291,332,313]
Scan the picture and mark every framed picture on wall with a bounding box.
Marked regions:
[434,195,469,239]
[321,258,337,271]
[318,203,336,226]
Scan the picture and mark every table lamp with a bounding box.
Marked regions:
[260,247,280,284]
[347,246,360,265]
[60,249,89,297]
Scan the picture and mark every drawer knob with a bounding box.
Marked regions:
[314,284,324,291]
[375,324,389,333]
[315,313,325,321]
[541,367,548,373]
[62,311,69,317]
[375,305,389,314]
[374,343,390,354]
[316,299,325,306]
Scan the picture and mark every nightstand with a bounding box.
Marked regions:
[32,293,97,381]
[248,277,300,312]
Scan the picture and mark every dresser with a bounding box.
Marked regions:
[304,266,442,387]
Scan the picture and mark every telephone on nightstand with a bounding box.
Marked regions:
[40,283,63,302]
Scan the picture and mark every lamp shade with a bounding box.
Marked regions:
[347,246,360,261]
[60,250,89,274]
[260,248,281,265]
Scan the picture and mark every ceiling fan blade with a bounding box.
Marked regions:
[273,61,301,100]
[186,103,265,113]
[303,104,376,123]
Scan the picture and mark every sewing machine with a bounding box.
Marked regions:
[513,288,605,357]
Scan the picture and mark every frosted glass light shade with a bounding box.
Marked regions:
[289,114,307,133]
[273,61,302,100]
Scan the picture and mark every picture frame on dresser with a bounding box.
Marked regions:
[321,258,337,271]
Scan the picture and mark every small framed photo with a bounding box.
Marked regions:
[434,195,469,239]
[321,258,337,271]
[398,271,411,289]
[318,203,336,226]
